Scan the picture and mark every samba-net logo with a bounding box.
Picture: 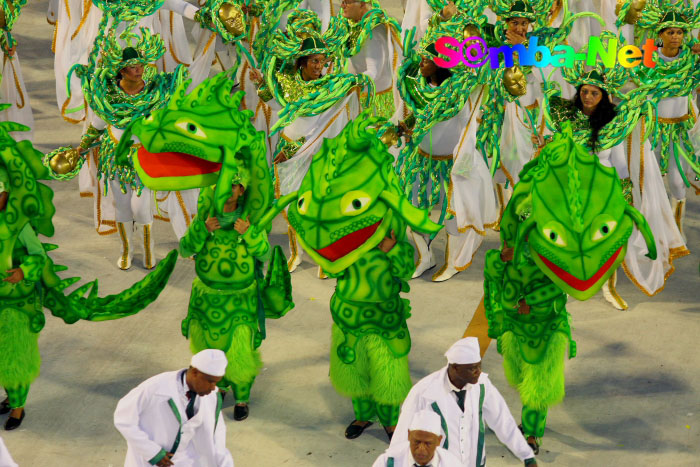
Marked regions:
[434,36,659,69]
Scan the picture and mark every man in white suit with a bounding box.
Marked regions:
[374,410,462,467]
[114,349,234,467]
[391,338,537,467]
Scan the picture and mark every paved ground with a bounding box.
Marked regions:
[2,2,699,466]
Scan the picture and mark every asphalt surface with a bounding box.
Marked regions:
[1,2,699,466]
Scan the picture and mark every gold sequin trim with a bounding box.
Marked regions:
[143,224,153,269]
[117,222,130,267]
[658,114,690,124]
[5,57,25,109]
[168,12,188,65]
[70,0,91,41]
[51,19,58,53]
[417,147,452,161]
[175,191,192,228]
[61,96,86,124]
[287,225,299,270]
[621,245,690,297]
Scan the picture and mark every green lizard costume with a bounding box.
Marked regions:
[115,71,294,407]
[0,114,177,420]
[256,113,442,429]
[484,123,657,446]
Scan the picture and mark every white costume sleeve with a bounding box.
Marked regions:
[114,386,166,463]
[214,410,234,467]
[360,31,386,85]
[481,380,534,462]
[163,0,198,20]
[609,143,629,179]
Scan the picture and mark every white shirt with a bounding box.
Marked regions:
[391,367,534,467]
[114,370,233,467]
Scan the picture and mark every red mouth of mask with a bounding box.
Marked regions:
[137,147,222,178]
[538,246,622,291]
[316,221,381,262]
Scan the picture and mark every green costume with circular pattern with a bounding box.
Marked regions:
[484,124,657,442]
[0,115,177,411]
[117,71,294,403]
[257,113,442,426]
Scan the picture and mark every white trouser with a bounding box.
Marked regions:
[109,179,153,224]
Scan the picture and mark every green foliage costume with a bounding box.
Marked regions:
[477,0,603,176]
[396,17,485,226]
[257,113,442,427]
[117,71,294,405]
[0,115,177,413]
[484,124,657,444]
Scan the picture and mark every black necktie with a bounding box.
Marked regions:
[414,464,431,467]
[186,390,197,419]
[454,389,466,412]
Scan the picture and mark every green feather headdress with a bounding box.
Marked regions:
[419,17,484,69]
[560,33,630,98]
[631,0,700,33]
[491,0,540,22]
[266,10,343,66]
[100,28,165,78]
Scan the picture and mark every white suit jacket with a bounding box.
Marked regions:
[373,441,462,467]
[114,370,233,467]
[391,368,534,467]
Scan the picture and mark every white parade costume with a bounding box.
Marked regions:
[392,368,535,467]
[114,370,233,467]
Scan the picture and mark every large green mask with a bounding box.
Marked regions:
[258,113,442,274]
[116,71,272,224]
[508,124,657,300]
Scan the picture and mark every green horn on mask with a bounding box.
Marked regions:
[255,192,298,231]
[624,204,657,260]
[378,190,442,234]
[514,215,537,268]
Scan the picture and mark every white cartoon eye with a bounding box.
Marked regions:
[297,191,311,215]
[592,220,617,242]
[542,228,567,247]
[175,119,207,138]
[340,191,371,216]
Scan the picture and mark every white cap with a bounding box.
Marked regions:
[191,349,227,377]
[409,410,442,436]
[444,337,481,364]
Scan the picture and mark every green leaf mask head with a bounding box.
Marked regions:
[512,124,656,300]
[269,112,442,274]
[121,71,272,223]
